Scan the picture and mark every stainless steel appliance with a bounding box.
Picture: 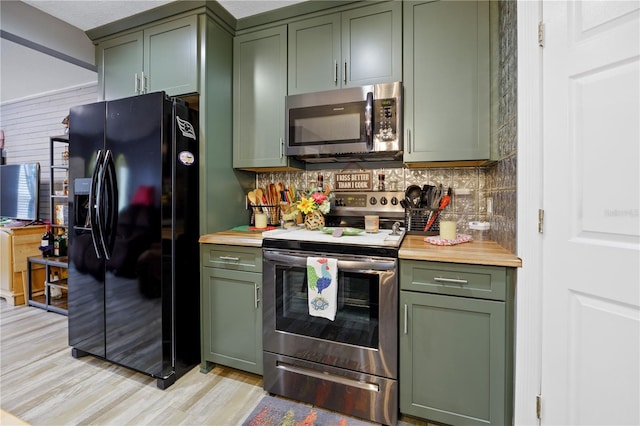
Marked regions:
[262,192,405,425]
[67,92,200,389]
[285,82,402,162]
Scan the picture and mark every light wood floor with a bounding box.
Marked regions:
[0,300,432,426]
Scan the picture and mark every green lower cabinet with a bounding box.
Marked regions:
[200,245,262,375]
[399,260,514,426]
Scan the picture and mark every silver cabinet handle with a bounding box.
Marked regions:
[404,304,408,334]
[141,71,147,93]
[406,129,411,153]
[334,60,338,84]
[134,73,139,95]
[254,284,260,309]
[434,277,469,285]
[280,138,284,158]
[218,256,240,261]
[343,61,347,84]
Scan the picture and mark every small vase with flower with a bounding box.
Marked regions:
[297,190,331,230]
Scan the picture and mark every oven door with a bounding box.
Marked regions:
[262,248,397,379]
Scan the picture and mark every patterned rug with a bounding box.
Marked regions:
[241,395,377,426]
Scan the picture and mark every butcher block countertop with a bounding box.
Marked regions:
[199,229,263,247]
[399,235,522,268]
[199,230,522,268]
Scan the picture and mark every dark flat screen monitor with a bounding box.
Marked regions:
[0,162,41,221]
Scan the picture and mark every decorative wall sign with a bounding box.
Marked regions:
[334,171,373,191]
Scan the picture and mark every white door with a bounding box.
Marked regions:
[541,1,640,425]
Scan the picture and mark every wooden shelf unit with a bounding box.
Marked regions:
[50,135,69,233]
[27,255,68,315]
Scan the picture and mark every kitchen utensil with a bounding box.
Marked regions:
[431,184,443,209]
[247,191,258,206]
[255,188,265,204]
[405,185,422,208]
[421,185,433,207]
[424,187,452,231]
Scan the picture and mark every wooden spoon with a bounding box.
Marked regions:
[255,188,264,204]
[268,183,277,205]
[247,191,258,206]
[277,182,285,202]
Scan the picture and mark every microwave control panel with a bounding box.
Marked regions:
[374,99,398,142]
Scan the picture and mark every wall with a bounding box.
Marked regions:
[0,84,99,221]
[487,0,517,252]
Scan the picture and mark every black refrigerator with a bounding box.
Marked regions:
[67,92,200,389]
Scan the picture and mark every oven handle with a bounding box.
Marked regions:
[263,250,396,272]
[276,361,380,392]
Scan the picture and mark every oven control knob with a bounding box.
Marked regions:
[391,196,399,205]
[369,197,377,206]
[380,197,388,205]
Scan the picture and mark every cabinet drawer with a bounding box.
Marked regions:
[400,260,506,301]
[201,244,262,273]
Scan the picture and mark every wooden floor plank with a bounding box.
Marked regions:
[0,299,431,426]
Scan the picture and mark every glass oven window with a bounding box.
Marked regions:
[275,264,379,348]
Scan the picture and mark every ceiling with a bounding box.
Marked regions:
[21,0,307,31]
[0,0,305,104]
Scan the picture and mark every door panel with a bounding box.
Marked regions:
[145,15,198,96]
[341,2,402,87]
[103,93,166,375]
[288,14,341,94]
[542,2,639,424]
[68,101,107,357]
[400,291,506,425]
[99,32,143,100]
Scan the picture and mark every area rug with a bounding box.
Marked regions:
[241,395,377,426]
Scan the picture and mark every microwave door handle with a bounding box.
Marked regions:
[365,91,373,150]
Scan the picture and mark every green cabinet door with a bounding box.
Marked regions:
[233,26,289,169]
[341,1,402,88]
[287,1,402,95]
[403,0,490,162]
[201,267,263,375]
[400,290,507,425]
[144,15,198,96]
[288,14,341,94]
[97,31,143,100]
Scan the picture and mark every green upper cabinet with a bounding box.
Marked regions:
[98,32,143,100]
[403,0,490,163]
[233,25,292,170]
[287,1,402,95]
[144,16,198,96]
[97,15,198,100]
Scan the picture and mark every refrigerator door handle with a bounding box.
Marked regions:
[89,149,105,259]
[102,150,119,259]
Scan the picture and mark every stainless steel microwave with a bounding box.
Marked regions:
[285,82,402,162]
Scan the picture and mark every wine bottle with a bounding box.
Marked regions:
[41,223,53,257]
[54,229,67,257]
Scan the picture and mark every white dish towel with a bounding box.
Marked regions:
[306,257,338,321]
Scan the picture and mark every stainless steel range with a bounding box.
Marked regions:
[261,191,405,425]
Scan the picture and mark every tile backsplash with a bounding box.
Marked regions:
[257,167,490,236]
